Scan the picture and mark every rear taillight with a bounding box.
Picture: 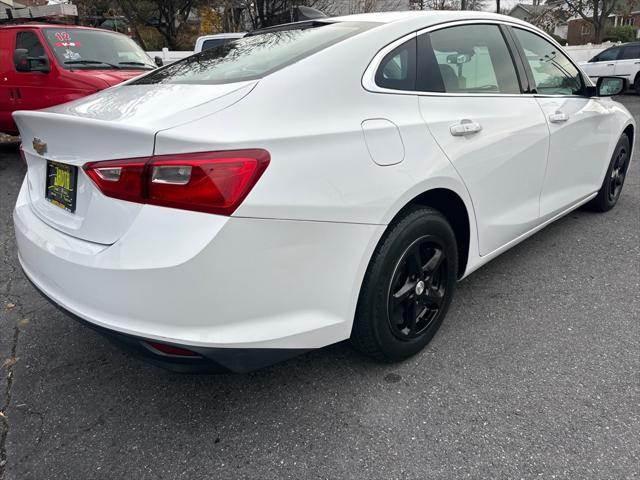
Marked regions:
[84,149,270,216]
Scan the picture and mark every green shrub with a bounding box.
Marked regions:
[602,25,637,43]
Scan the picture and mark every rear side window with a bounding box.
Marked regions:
[421,24,520,94]
[620,44,640,60]
[131,22,374,85]
[16,31,46,58]
[375,38,416,91]
[512,28,583,96]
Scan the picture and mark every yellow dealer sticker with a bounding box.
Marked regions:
[45,161,78,213]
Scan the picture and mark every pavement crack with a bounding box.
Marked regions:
[0,324,22,479]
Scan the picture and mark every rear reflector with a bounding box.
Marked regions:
[84,149,270,216]
[145,341,201,357]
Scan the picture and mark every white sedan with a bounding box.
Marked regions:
[13,11,634,372]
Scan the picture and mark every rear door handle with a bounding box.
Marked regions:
[549,111,569,123]
[450,119,482,136]
[607,63,615,66]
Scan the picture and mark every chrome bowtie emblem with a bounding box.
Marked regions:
[32,138,47,156]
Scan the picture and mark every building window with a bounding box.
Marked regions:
[581,23,593,35]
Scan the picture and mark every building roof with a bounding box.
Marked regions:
[509,3,552,16]
[0,1,26,7]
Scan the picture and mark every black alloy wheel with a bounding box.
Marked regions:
[607,142,629,204]
[387,237,448,340]
[586,133,630,212]
[351,206,458,362]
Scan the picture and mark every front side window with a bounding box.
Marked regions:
[592,47,620,62]
[513,28,582,96]
[42,28,155,70]
[16,31,46,58]
[375,38,416,91]
[425,24,520,94]
[131,22,374,85]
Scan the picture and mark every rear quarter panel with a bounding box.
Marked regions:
[154,25,475,226]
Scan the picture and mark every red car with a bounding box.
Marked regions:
[0,24,158,135]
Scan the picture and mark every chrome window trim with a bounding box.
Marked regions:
[361,18,594,99]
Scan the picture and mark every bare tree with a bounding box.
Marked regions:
[410,0,458,9]
[242,0,335,29]
[117,0,204,50]
[526,5,569,34]
[410,0,485,9]
[466,0,486,10]
[377,0,409,10]
[562,0,621,43]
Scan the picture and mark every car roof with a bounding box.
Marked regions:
[198,33,245,39]
[600,42,640,49]
[330,10,529,26]
[0,23,122,33]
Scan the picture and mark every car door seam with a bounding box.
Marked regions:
[416,95,481,255]
[533,96,552,218]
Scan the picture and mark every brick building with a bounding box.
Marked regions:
[567,11,640,44]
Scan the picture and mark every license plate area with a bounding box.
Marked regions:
[45,160,78,213]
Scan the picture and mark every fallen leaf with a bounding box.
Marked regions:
[4,303,15,310]
[2,357,17,369]
[18,318,29,328]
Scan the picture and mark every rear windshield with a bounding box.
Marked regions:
[130,22,375,85]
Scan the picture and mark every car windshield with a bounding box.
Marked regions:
[43,28,156,70]
[130,21,375,85]
[201,37,239,51]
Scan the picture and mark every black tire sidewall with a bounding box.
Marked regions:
[357,208,458,360]
[601,134,630,209]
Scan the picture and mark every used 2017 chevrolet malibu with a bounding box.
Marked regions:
[13,12,634,373]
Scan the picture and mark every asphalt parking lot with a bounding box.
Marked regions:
[1,98,639,480]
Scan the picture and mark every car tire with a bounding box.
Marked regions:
[585,133,631,212]
[351,206,458,362]
[634,76,640,95]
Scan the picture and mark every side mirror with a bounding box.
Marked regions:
[154,56,164,67]
[13,48,51,73]
[596,76,625,96]
[13,48,30,72]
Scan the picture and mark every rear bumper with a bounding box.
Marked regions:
[28,276,308,373]
[14,178,383,369]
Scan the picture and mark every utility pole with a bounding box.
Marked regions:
[496,0,501,13]
[461,0,467,9]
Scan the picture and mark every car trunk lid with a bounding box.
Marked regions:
[13,82,256,245]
